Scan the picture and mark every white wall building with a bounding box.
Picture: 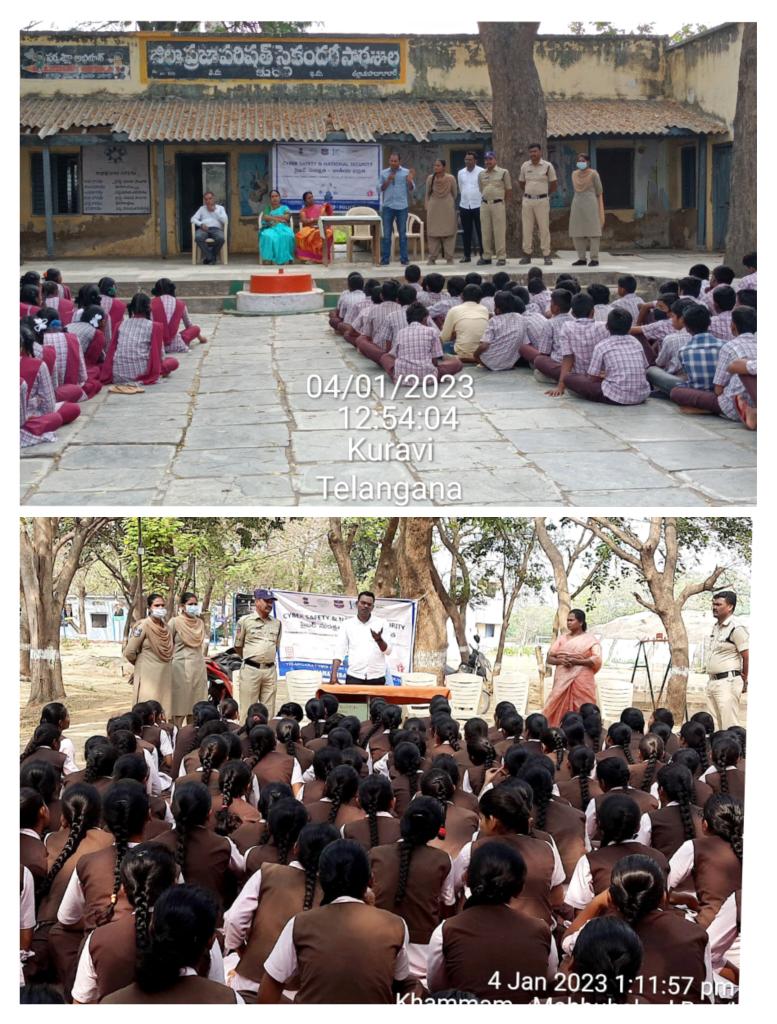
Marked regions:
[62,593,128,642]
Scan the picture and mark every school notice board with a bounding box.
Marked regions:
[82,144,151,215]
[272,589,417,685]
[273,144,381,212]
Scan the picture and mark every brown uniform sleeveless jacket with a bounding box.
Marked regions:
[175,768,221,794]
[626,908,709,1004]
[77,845,133,929]
[692,834,742,928]
[171,726,197,778]
[370,842,451,942]
[306,800,363,829]
[471,834,555,924]
[248,750,294,788]
[705,768,745,802]
[38,827,113,923]
[291,901,405,1003]
[586,842,669,896]
[441,904,552,1003]
[647,803,704,859]
[20,831,48,880]
[557,777,602,812]
[100,975,237,1004]
[343,814,402,850]
[534,798,585,881]
[388,770,421,816]
[62,771,112,794]
[428,804,479,860]
[302,778,326,805]
[21,747,67,777]
[151,826,234,913]
[245,840,283,874]
[232,819,267,854]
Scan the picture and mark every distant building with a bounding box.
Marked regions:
[20,25,744,258]
[62,593,128,641]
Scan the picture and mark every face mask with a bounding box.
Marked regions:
[184,604,201,616]
[576,162,588,170]
[150,607,167,619]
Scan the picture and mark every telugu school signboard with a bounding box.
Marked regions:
[21,44,131,79]
[142,37,406,83]
[271,590,417,685]
[82,144,151,215]
[273,144,381,213]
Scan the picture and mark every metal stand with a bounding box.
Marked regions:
[629,640,689,721]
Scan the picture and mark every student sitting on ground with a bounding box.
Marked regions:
[492,270,512,293]
[439,283,489,361]
[417,272,444,309]
[42,267,72,301]
[689,263,711,295]
[353,279,401,349]
[97,278,126,341]
[701,265,736,310]
[563,307,649,406]
[473,290,526,371]
[349,284,383,347]
[667,307,756,418]
[546,293,609,396]
[611,275,643,321]
[479,281,496,314]
[630,288,678,364]
[708,285,737,341]
[101,292,179,388]
[150,278,207,352]
[20,282,41,319]
[403,264,423,295]
[429,275,464,328]
[341,277,379,343]
[526,276,551,316]
[380,302,462,383]
[25,307,100,401]
[518,288,572,371]
[20,322,80,447]
[677,275,703,300]
[735,288,756,310]
[359,285,421,364]
[329,272,365,334]
[586,282,611,322]
[555,273,580,295]
[737,251,756,292]
[646,303,723,404]
[40,280,74,326]
[649,297,697,380]
[727,355,757,430]
[67,305,108,370]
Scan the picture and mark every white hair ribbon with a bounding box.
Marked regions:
[33,317,47,333]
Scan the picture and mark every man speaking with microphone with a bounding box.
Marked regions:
[329,591,391,686]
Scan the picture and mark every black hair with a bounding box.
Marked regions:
[638,734,664,793]
[340,746,366,776]
[21,270,41,287]
[540,727,566,772]
[110,730,137,758]
[395,797,444,904]
[691,711,716,737]
[304,699,327,739]
[358,775,394,848]
[493,701,516,728]
[608,722,634,765]
[214,759,253,836]
[218,697,239,721]
[447,276,466,298]
[321,693,340,718]
[171,781,211,879]
[651,722,672,748]
[655,763,697,842]
[732,306,756,336]
[276,718,301,759]
[703,794,744,862]
[711,734,742,794]
[423,272,445,294]
[466,737,497,772]
[405,301,428,325]
[393,741,422,799]
[479,781,533,835]
[652,707,674,729]
[711,284,736,313]
[420,767,454,834]
[319,839,370,903]
[678,276,702,298]
[583,711,603,751]
[518,761,554,831]
[465,841,526,909]
[19,985,66,1004]
[680,720,710,772]
[617,275,637,294]
[82,735,118,782]
[135,885,218,994]
[493,289,518,315]
[325,726,352,751]
[711,264,735,285]
[278,701,304,722]
[151,278,176,297]
[528,143,542,151]
[267,797,309,865]
[404,263,421,284]
[433,716,461,751]
[312,747,342,781]
[74,283,100,309]
[258,781,294,830]
[431,753,460,788]
[97,780,150,925]
[128,292,152,319]
[38,783,102,900]
[524,713,548,741]
[606,307,633,335]
[381,280,399,302]
[121,843,178,962]
[550,288,572,313]
[569,746,595,808]
[598,793,641,846]
[324,765,360,824]
[570,292,594,318]
[736,288,756,309]
[247,725,276,769]
[298,823,340,910]
[561,716,585,749]
[502,744,533,778]
[462,283,483,304]
[610,854,667,928]
[20,787,45,832]
[20,760,59,805]
[395,284,415,308]
[742,251,756,270]
[347,272,364,292]
[587,283,610,305]
[688,263,709,280]
[112,753,147,784]
[596,756,630,790]
[464,272,483,287]
[620,707,644,733]
[198,733,229,788]
[712,589,737,611]
[728,725,746,759]
[571,917,643,1003]
[682,303,711,334]
[20,723,60,765]
[42,280,60,299]
[20,283,40,306]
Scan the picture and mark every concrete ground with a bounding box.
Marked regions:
[21,306,756,507]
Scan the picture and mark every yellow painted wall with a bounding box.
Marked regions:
[665,24,742,128]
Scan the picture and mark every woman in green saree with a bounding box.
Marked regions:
[259,190,296,264]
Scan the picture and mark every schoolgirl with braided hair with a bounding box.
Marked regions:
[680,720,710,772]
[20,724,64,775]
[430,715,462,754]
[171,702,219,776]
[37,784,105,920]
[91,780,150,928]
[556,746,601,812]
[603,721,635,765]
[310,764,361,828]
[366,704,403,765]
[702,795,744,864]
[488,700,516,743]
[690,710,715,739]
[175,733,229,796]
[494,711,524,753]
[20,787,49,886]
[71,843,178,1004]
[636,733,664,793]
[642,762,703,857]
[218,697,240,728]
[518,760,588,881]
[540,727,567,773]
[244,797,309,874]
[214,759,257,836]
[237,701,269,738]
[391,740,423,814]
[706,733,744,799]
[20,760,61,836]
[523,713,548,746]
[727,725,746,760]
[302,747,342,804]
[583,709,603,751]
[275,718,304,762]
[343,774,399,849]
[302,698,328,742]
[358,697,387,746]
[71,736,118,791]
[564,917,643,1004]
[463,737,498,795]
[275,700,304,724]
[245,723,303,797]
[339,745,367,779]
[39,702,77,773]
[240,780,296,852]
[420,768,454,836]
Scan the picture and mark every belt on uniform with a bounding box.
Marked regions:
[710,671,740,680]
[483,198,504,204]
[525,194,548,199]
[244,658,275,669]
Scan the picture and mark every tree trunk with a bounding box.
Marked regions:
[327,518,358,595]
[372,518,399,596]
[657,602,692,723]
[429,561,468,665]
[478,22,547,257]
[202,579,215,614]
[20,519,66,705]
[534,518,570,638]
[20,585,31,680]
[493,588,517,676]
[724,23,757,266]
[397,519,449,684]
[77,583,88,635]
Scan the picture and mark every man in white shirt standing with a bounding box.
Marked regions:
[329,591,391,686]
[457,151,484,264]
[190,190,228,264]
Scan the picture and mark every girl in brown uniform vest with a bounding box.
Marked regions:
[556,917,642,1004]
[670,748,715,807]
[562,855,711,1003]
[62,736,117,795]
[224,822,340,999]
[101,886,238,1004]
[519,761,585,882]
[245,796,309,875]
[245,724,302,797]
[171,703,219,776]
[212,759,261,835]
[556,746,602,812]
[426,841,555,1002]
[301,698,328,745]
[432,753,480,815]
[629,733,664,794]
[20,761,62,836]
[680,720,711,774]
[109,755,171,839]
[174,733,229,796]
[277,718,314,773]
[643,763,703,858]
[20,724,66,780]
[596,722,636,765]
[306,764,363,829]
[259,839,410,1003]
[343,775,401,849]
[487,701,516,745]
[390,741,423,815]
[705,733,746,802]
[20,788,50,882]
[421,769,479,860]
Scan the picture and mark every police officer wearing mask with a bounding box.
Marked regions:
[235,589,282,717]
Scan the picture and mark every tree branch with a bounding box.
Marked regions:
[633,592,659,615]
[566,517,641,569]
[678,566,726,606]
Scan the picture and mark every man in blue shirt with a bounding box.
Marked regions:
[379,152,416,266]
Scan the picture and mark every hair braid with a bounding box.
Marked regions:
[303,863,318,911]
[715,752,730,795]
[327,781,344,825]
[483,742,497,771]
[276,831,292,866]
[554,732,565,771]
[641,752,658,793]
[285,735,296,758]
[677,779,697,843]
[133,878,152,957]
[314,719,324,739]
[695,737,710,772]
[259,826,271,846]
[395,840,414,904]
[175,820,188,878]
[38,806,87,900]
[579,775,590,808]
[361,720,383,749]
[214,770,240,837]
[535,786,550,832]
[96,820,129,925]
[83,755,99,784]
[199,747,214,789]
[622,742,635,766]
[366,791,380,849]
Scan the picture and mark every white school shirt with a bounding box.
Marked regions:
[20,865,36,984]
[332,614,392,680]
[57,841,142,926]
[59,735,78,774]
[707,891,740,971]
[566,839,648,909]
[584,786,651,842]
[453,834,565,898]
[667,839,697,890]
[637,800,685,847]
[262,896,411,985]
[426,912,559,993]
[457,165,484,210]
[72,920,226,1003]
[158,728,174,759]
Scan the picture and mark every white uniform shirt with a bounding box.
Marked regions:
[457,165,484,210]
[333,614,392,680]
[59,735,78,774]
[190,204,228,229]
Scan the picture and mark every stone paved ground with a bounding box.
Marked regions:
[21,310,756,507]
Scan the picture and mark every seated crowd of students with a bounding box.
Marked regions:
[20,693,745,1004]
[328,253,757,427]
[19,270,206,449]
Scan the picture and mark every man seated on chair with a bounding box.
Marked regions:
[191,191,228,265]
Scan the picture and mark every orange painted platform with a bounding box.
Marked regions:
[250,270,314,294]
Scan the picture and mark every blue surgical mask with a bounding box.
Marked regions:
[184,604,201,616]
[576,161,588,171]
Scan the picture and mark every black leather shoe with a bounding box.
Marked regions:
[496,259,507,266]
[519,256,531,264]
[572,259,587,266]
[459,257,471,263]
[588,259,599,266]
[544,257,553,265]
[476,258,492,265]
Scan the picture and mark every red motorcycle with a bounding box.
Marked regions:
[205,647,242,705]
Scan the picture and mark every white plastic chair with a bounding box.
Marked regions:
[492,675,530,717]
[390,212,425,261]
[345,206,380,261]
[191,223,228,265]
[447,672,484,723]
[596,679,635,727]
[400,672,438,718]
[284,670,323,722]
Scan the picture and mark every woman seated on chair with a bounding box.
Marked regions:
[258,190,296,265]
[295,191,334,263]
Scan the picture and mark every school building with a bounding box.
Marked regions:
[20,25,745,260]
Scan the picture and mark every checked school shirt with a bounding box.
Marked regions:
[479,313,526,371]
[391,323,444,381]
[587,336,650,405]
[678,332,725,390]
[536,312,573,362]
[558,318,610,374]
[714,334,757,421]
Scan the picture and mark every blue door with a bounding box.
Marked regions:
[712,144,732,250]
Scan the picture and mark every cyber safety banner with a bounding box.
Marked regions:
[272,589,417,685]
[273,144,381,212]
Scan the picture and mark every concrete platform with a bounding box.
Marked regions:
[235,287,324,314]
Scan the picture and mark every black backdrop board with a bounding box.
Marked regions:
[20,44,130,79]
[142,37,405,83]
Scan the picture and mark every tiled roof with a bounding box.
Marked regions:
[20,97,727,142]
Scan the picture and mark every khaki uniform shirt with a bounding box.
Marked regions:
[518,159,557,197]
[706,616,748,676]
[235,612,281,663]
[478,166,512,202]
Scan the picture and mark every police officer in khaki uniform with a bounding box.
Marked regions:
[518,143,558,265]
[477,151,512,266]
[706,590,749,730]
[234,588,281,718]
